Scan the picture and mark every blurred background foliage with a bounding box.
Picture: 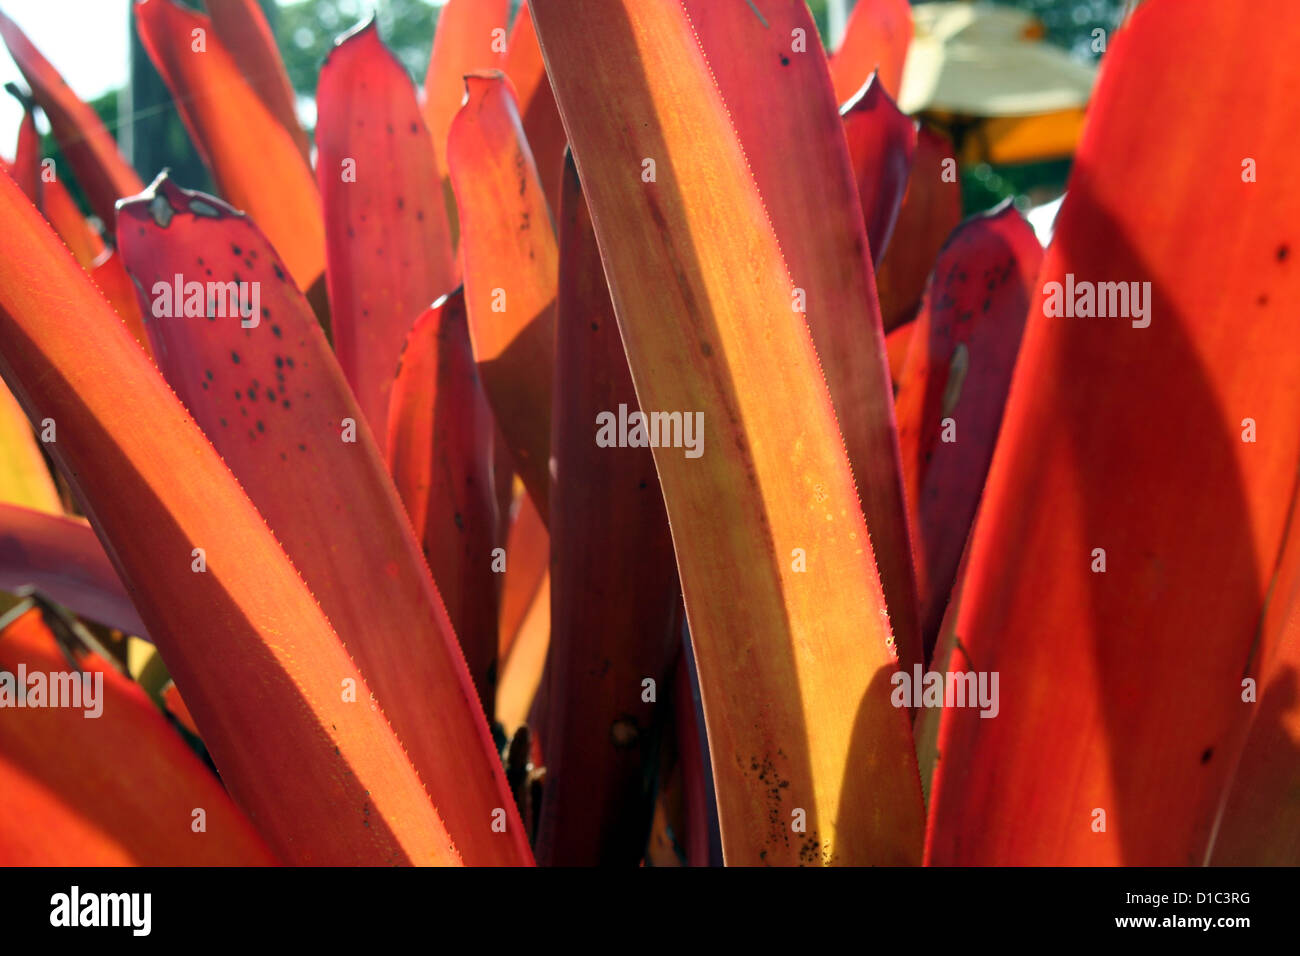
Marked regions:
[39,0,1128,231]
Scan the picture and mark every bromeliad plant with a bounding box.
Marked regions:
[0,0,1296,866]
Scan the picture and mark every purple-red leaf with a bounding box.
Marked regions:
[535,154,680,865]
[841,74,916,267]
[893,204,1042,653]
[876,126,962,331]
[0,503,147,638]
[387,290,500,710]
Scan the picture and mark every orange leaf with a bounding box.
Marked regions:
[0,608,277,865]
[134,0,323,291]
[0,169,458,865]
[421,0,509,197]
[531,0,925,865]
[926,0,1300,864]
[204,0,311,164]
[495,568,549,739]
[497,487,548,664]
[447,73,555,522]
[685,0,921,672]
[116,176,531,866]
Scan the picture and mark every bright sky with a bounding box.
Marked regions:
[0,0,452,159]
[0,0,131,152]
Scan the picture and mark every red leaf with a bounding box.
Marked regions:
[387,290,500,710]
[446,73,555,522]
[876,126,962,331]
[134,0,323,291]
[926,0,1300,864]
[316,21,457,439]
[534,154,681,865]
[841,74,916,267]
[893,205,1041,654]
[116,176,531,866]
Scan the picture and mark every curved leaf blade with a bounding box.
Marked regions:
[926,0,1300,865]
[0,169,458,865]
[387,290,500,711]
[0,503,147,638]
[0,608,278,865]
[116,176,532,866]
[446,73,555,522]
[531,0,925,865]
[685,0,921,672]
